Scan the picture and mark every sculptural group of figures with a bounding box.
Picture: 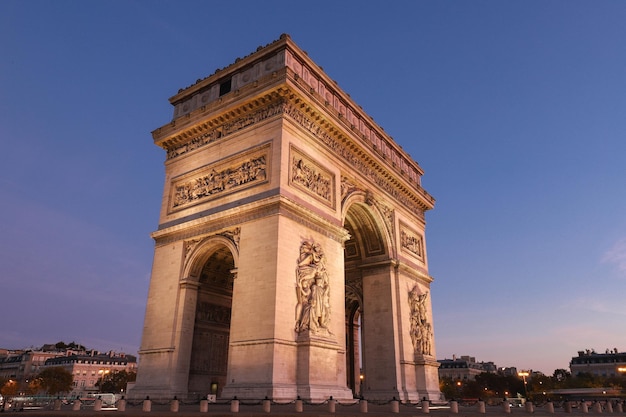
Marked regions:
[408,287,433,355]
[173,156,267,207]
[291,157,332,203]
[294,241,332,335]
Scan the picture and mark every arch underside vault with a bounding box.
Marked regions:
[343,202,388,398]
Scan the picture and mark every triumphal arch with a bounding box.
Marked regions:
[129,34,440,402]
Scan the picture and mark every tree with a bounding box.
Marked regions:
[55,341,85,351]
[474,372,524,399]
[0,378,19,397]
[96,370,136,393]
[37,367,73,395]
[439,377,462,400]
[552,368,571,383]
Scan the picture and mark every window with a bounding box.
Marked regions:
[219,79,232,96]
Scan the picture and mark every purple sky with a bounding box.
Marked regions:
[1,1,625,375]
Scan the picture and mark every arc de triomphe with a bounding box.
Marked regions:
[129,34,440,402]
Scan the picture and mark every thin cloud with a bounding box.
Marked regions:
[602,238,626,277]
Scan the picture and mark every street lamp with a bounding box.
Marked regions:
[518,372,529,399]
[359,374,364,397]
[98,369,110,392]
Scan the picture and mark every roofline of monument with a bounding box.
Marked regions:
[164,34,428,180]
[168,34,295,104]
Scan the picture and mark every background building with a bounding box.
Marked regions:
[1,344,136,397]
[44,351,136,397]
[0,347,66,384]
[438,355,498,381]
[570,349,626,377]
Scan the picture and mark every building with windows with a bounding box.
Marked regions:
[44,351,136,397]
[438,355,498,381]
[0,348,67,383]
[570,349,626,377]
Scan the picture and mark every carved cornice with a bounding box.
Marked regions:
[155,79,432,216]
[229,338,298,348]
[397,261,432,284]
[151,195,348,246]
[280,97,433,214]
[158,93,286,159]
[153,35,435,217]
[137,347,175,355]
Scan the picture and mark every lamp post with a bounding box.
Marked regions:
[98,369,110,392]
[518,372,529,400]
[359,374,364,397]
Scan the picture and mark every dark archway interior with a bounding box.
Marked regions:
[188,245,235,397]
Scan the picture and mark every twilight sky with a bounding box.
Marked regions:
[1,1,625,376]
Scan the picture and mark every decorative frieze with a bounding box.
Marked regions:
[169,144,270,212]
[196,302,232,326]
[285,48,424,187]
[283,102,428,216]
[400,222,425,262]
[289,146,335,208]
[164,96,429,217]
[166,102,283,159]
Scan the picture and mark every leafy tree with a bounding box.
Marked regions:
[26,378,43,395]
[54,341,86,351]
[568,372,603,388]
[553,368,571,383]
[439,377,461,400]
[0,378,19,397]
[96,370,136,393]
[37,367,73,395]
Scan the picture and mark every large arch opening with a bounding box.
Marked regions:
[343,202,389,397]
[187,243,236,398]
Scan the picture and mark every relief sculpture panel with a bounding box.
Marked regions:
[289,146,335,209]
[400,222,425,262]
[169,143,270,212]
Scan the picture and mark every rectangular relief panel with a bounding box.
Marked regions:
[289,145,335,209]
[399,221,425,262]
[168,142,271,213]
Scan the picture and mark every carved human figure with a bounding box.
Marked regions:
[295,241,331,335]
[408,286,432,355]
[309,273,330,332]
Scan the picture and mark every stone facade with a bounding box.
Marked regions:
[129,34,440,402]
